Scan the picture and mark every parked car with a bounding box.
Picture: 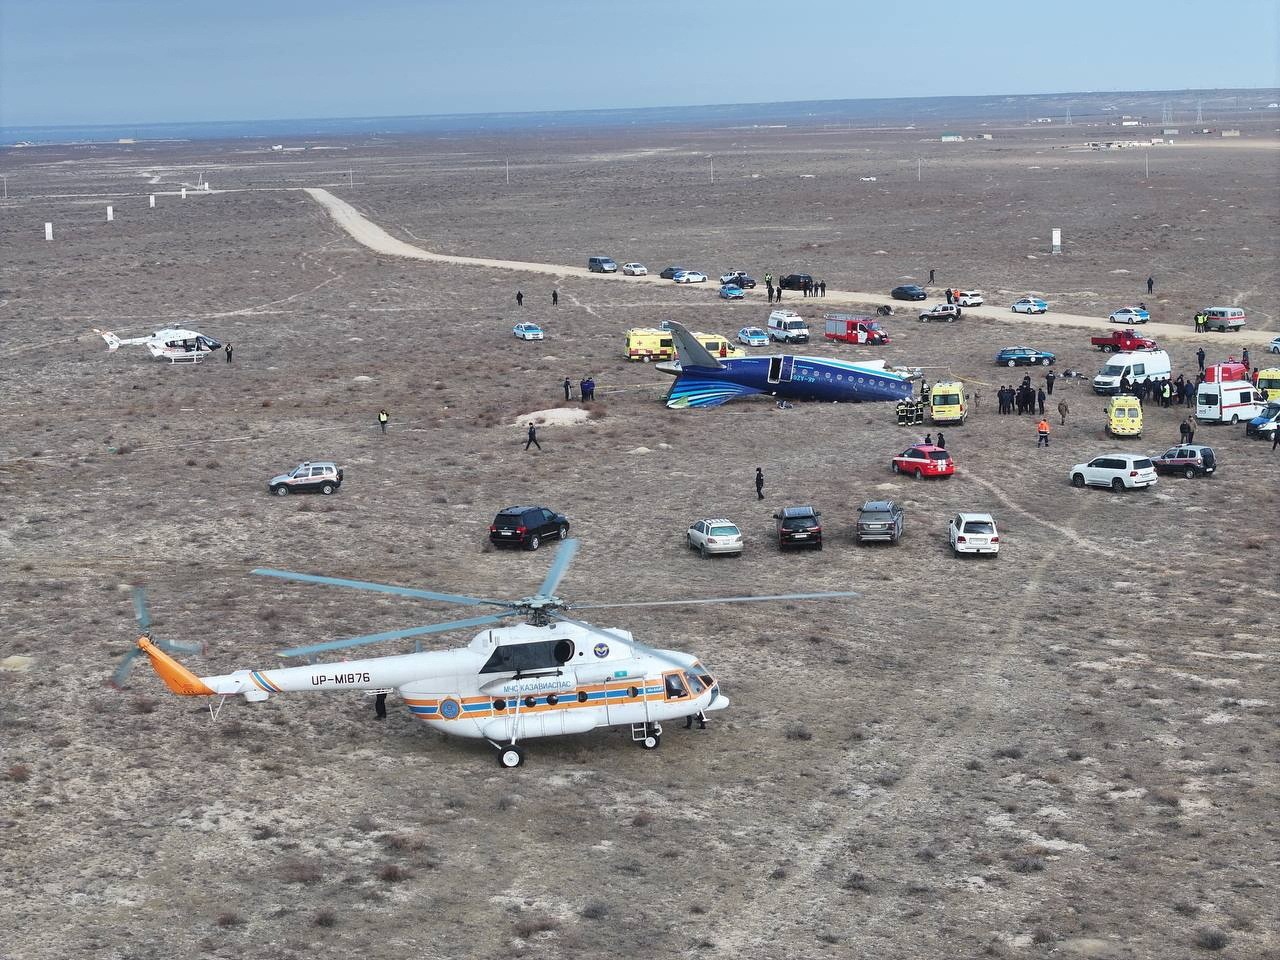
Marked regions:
[995,346,1056,367]
[687,518,744,558]
[1012,297,1049,314]
[891,284,928,301]
[512,322,544,341]
[1269,335,1280,354]
[738,326,770,346]
[948,513,1000,556]
[720,272,756,289]
[1091,329,1157,352]
[1152,445,1217,479]
[855,500,903,544]
[1246,402,1280,439]
[488,505,570,550]
[621,262,648,276]
[955,290,985,306]
[774,506,823,551]
[779,273,814,291]
[659,266,686,280]
[588,256,618,273]
[672,271,707,284]
[1109,307,1150,324]
[719,285,745,300]
[920,303,962,323]
[891,444,955,479]
[268,461,343,496]
[1068,454,1157,491]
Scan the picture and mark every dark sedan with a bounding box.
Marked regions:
[659,266,686,280]
[891,284,928,301]
[995,347,1056,367]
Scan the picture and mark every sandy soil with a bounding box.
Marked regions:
[0,121,1277,960]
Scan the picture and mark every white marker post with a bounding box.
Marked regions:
[44,222,53,241]
[1051,228,1062,255]
[106,206,114,221]
[181,188,187,199]
[149,194,156,208]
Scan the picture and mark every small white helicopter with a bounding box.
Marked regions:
[94,327,223,363]
[135,540,857,768]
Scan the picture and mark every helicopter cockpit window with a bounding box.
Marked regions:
[480,638,574,675]
[684,664,713,693]
[664,673,689,699]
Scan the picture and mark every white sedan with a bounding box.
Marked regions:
[955,290,984,306]
[948,512,1000,556]
[1268,335,1280,354]
[1108,307,1150,324]
[622,262,648,276]
[672,271,708,284]
[512,322,544,341]
[738,326,770,346]
[1012,297,1048,314]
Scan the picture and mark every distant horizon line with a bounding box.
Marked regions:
[5,85,1278,134]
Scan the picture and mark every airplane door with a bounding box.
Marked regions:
[767,356,794,384]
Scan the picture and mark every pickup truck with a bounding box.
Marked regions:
[823,314,889,345]
[1091,329,1156,353]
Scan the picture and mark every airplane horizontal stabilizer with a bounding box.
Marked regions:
[665,375,763,409]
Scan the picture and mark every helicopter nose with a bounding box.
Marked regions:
[705,692,730,712]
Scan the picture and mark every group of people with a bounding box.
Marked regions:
[563,376,596,401]
[761,273,827,304]
[515,289,560,307]
[997,377,1048,417]
[1119,373,1195,408]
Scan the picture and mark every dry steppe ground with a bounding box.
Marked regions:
[1,123,1277,960]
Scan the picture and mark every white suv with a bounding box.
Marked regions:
[687,518,743,558]
[1069,454,1157,492]
[956,290,985,307]
[268,461,343,496]
[948,512,1000,555]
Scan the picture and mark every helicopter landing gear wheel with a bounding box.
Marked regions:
[498,744,525,768]
[641,732,661,750]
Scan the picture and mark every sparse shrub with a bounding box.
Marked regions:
[994,745,1025,760]
[1011,856,1045,873]
[1031,929,1052,945]
[514,915,559,938]
[280,861,323,884]
[114,444,133,455]
[257,607,279,622]
[496,795,516,812]
[1194,928,1229,951]
[1066,749,1084,761]
[205,460,219,469]
[377,863,409,883]
[1173,900,1199,917]
[689,904,706,914]
[768,866,788,880]
[215,911,242,927]
[784,723,813,742]
[631,811,654,828]
[580,901,609,921]
[8,764,31,783]
[186,458,198,467]
[1150,789,1181,808]
[965,758,984,771]
[131,697,157,715]
[261,399,272,407]
[314,909,337,928]
[251,825,278,841]
[875,771,900,787]
[842,872,872,892]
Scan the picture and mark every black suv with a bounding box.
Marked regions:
[489,506,570,551]
[774,506,822,551]
[779,273,813,291]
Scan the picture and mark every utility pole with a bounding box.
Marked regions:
[505,158,510,185]
[349,169,354,187]
[917,158,922,182]
[709,156,713,184]
[2,176,7,200]
[1145,151,1150,180]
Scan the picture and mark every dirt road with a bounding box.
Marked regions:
[306,187,1276,350]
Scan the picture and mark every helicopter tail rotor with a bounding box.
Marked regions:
[109,587,207,689]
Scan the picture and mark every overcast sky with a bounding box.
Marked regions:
[2,0,1277,127]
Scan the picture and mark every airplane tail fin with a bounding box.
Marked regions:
[136,637,215,696]
[95,329,121,352]
[665,321,724,370]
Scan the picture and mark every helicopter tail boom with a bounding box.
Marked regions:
[136,637,215,696]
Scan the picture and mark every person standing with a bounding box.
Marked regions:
[224,342,233,364]
[1037,387,1047,415]
[374,692,387,720]
[1185,416,1196,445]
[1147,275,1154,295]
[552,289,559,306]
[820,280,826,297]
[1058,398,1069,425]
[767,283,774,304]
[584,376,596,401]
[928,268,936,284]
[579,377,588,402]
[1242,347,1250,370]
[945,288,954,305]
[1179,419,1190,443]
[377,408,389,434]
[1045,369,1056,395]
[684,710,707,730]
[1197,347,1206,372]
[764,272,772,289]
[754,467,765,501]
[936,431,946,449]
[515,290,524,307]
[1273,428,1279,452]
[1037,418,1051,447]
[563,377,572,401]
[924,432,933,446]
[524,423,541,451]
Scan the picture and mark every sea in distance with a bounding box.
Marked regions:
[4,88,1276,145]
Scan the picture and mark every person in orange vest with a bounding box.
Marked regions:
[1037,417,1051,447]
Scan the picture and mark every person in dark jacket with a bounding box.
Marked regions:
[524,424,541,450]
[755,467,765,500]
[1045,369,1055,395]
[515,290,523,306]
[563,377,572,401]
[1037,388,1047,415]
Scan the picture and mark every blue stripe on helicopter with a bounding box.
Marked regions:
[251,671,282,693]
[407,685,666,717]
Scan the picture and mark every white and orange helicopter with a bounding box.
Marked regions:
[94,327,223,362]
[132,540,856,768]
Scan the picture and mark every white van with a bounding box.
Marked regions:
[1196,379,1265,424]
[1201,306,1246,332]
[1092,350,1171,395]
[767,310,811,344]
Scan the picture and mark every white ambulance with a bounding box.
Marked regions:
[1196,379,1265,425]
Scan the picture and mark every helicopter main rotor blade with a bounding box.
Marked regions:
[132,587,152,631]
[571,590,860,610]
[278,611,516,659]
[253,569,508,608]
[536,538,579,599]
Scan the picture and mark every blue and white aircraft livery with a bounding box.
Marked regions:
[657,321,914,408]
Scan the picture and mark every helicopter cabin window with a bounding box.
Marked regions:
[664,673,689,699]
[480,638,575,674]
